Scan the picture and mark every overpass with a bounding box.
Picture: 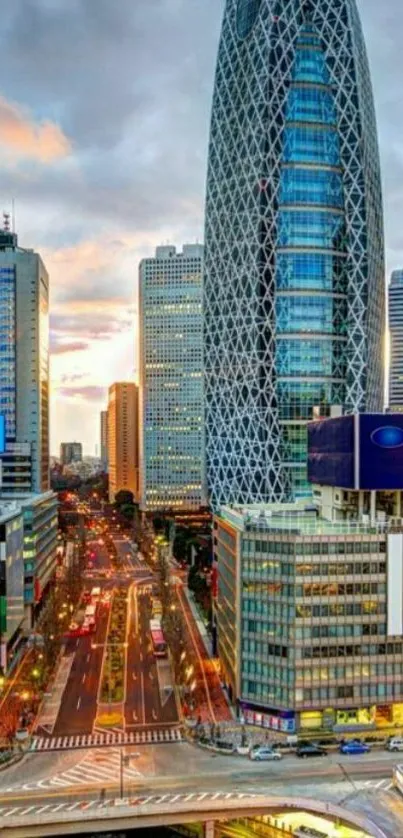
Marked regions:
[0,790,390,838]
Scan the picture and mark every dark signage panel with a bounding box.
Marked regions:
[359,414,403,490]
[307,415,355,488]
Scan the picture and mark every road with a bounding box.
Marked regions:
[0,744,402,835]
[38,527,179,743]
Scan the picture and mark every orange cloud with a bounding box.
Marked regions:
[0,95,71,162]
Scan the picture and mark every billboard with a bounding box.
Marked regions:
[0,414,5,455]
[308,413,403,490]
[307,414,355,488]
[359,414,403,490]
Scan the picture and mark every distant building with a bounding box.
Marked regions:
[60,442,82,466]
[215,413,403,735]
[389,270,403,412]
[0,502,24,672]
[107,383,139,503]
[100,410,108,472]
[0,221,50,494]
[139,244,205,512]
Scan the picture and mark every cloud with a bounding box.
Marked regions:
[58,385,107,402]
[0,94,71,162]
[50,339,89,356]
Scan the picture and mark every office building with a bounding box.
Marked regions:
[16,491,58,630]
[0,221,50,494]
[389,270,403,412]
[139,244,205,512]
[108,382,139,503]
[100,410,108,471]
[0,503,24,672]
[60,442,82,466]
[215,413,403,734]
[204,1,385,506]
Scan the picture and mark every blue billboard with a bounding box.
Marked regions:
[359,414,403,490]
[307,414,355,488]
[0,414,5,455]
[308,413,403,490]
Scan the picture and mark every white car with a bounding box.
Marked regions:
[249,745,282,761]
[387,737,403,752]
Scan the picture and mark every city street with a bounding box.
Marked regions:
[0,742,402,835]
[35,527,180,745]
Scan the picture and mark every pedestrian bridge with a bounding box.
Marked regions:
[0,790,389,838]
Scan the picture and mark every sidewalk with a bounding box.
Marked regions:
[34,650,75,735]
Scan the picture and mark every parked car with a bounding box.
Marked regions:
[340,739,370,755]
[296,743,327,759]
[386,737,403,752]
[249,745,282,762]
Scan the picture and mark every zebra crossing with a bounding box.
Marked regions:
[30,727,183,752]
[359,777,395,793]
[1,748,143,793]
[0,790,259,820]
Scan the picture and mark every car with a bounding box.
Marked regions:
[387,737,403,752]
[339,739,370,755]
[296,743,327,759]
[249,745,282,761]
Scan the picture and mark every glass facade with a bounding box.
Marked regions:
[204,0,385,508]
[215,507,403,730]
[388,270,403,412]
[139,246,205,511]
[0,266,16,440]
[276,24,347,495]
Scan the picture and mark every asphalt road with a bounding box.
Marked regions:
[125,582,179,730]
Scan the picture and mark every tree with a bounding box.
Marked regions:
[114,490,134,508]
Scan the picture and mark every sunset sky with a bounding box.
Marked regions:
[0,0,402,454]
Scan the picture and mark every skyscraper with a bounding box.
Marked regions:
[139,245,205,512]
[107,382,139,503]
[389,270,403,413]
[0,222,50,494]
[204,0,385,506]
[100,410,108,471]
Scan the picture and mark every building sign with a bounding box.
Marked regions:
[308,412,403,490]
[241,705,296,733]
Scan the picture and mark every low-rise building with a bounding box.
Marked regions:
[7,492,58,630]
[0,502,24,671]
[215,414,403,735]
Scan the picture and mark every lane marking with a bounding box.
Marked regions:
[133,711,138,722]
[77,697,81,710]
[132,672,137,681]
[86,654,91,663]
[141,672,146,725]
[152,709,157,721]
[82,674,86,684]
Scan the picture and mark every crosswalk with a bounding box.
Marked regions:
[359,778,395,793]
[31,727,183,752]
[2,748,143,793]
[0,790,259,820]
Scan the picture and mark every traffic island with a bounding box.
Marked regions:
[96,586,129,729]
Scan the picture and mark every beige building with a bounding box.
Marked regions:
[107,383,139,503]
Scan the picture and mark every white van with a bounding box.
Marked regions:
[387,737,403,752]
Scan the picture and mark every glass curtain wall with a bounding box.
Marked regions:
[276,22,348,497]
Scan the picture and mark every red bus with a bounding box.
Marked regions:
[150,625,167,658]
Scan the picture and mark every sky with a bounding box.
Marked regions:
[0,0,401,455]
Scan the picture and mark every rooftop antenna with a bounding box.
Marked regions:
[3,213,10,233]
[12,199,15,233]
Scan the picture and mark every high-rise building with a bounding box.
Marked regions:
[0,222,50,494]
[389,270,403,412]
[107,382,139,503]
[60,442,82,466]
[100,410,108,471]
[215,413,403,735]
[204,0,385,506]
[139,245,205,512]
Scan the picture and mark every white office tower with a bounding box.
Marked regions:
[139,244,206,512]
[389,270,403,412]
[0,220,49,494]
